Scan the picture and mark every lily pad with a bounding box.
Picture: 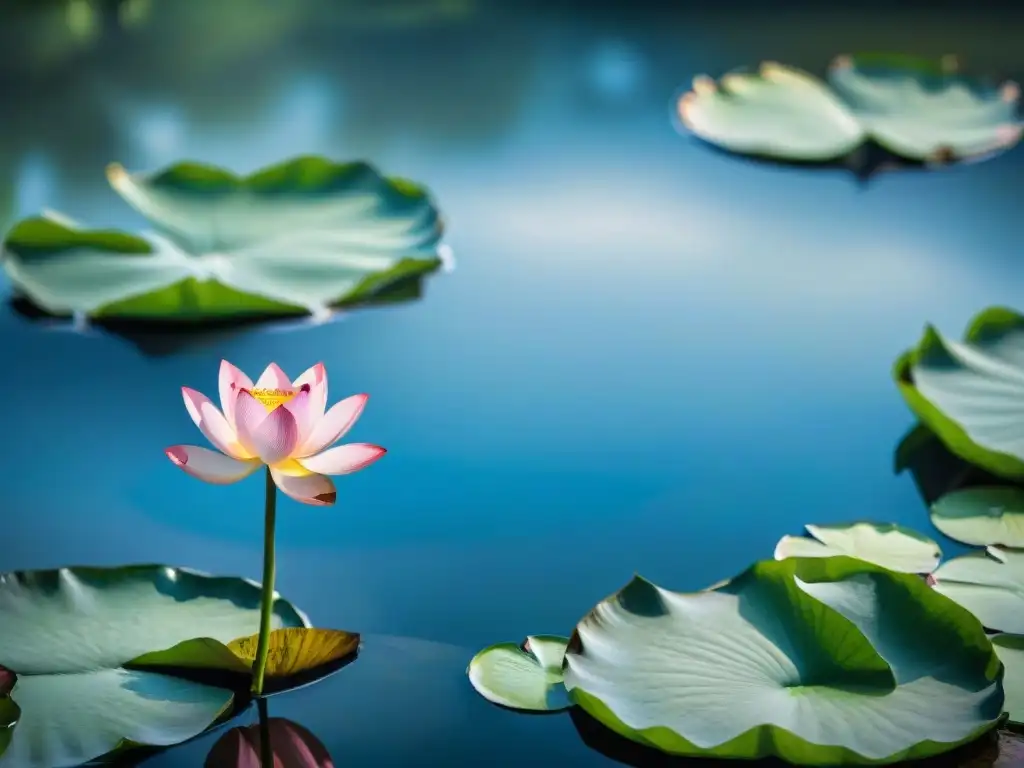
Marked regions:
[563,557,1003,764]
[569,706,1024,768]
[677,54,1021,178]
[991,634,1024,725]
[773,522,941,573]
[932,488,1024,547]
[2,156,448,338]
[895,308,1024,481]
[932,547,1024,633]
[134,627,361,695]
[0,563,308,767]
[467,635,571,712]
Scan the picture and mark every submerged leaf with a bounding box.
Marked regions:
[563,557,1003,764]
[773,521,941,573]
[467,635,571,712]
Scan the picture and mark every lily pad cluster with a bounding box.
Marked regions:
[468,510,1024,764]
[0,564,358,767]
[676,53,1022,179]
[467,305,1024,764]
[1,155,450,345]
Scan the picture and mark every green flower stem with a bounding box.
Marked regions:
[250,467,278,696]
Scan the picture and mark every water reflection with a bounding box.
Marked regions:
[205,699,335,767]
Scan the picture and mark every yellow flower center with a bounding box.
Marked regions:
[249,388,297,412]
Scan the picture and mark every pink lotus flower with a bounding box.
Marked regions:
[166,361,385,506]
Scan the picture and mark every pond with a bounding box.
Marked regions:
[1,0,1023,766]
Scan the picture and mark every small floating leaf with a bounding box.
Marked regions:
[467,635,571,712]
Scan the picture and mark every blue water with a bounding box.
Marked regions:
[1,2,1022,765]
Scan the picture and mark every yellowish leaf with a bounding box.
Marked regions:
[226,628,359,679]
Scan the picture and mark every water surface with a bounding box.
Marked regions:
[1,1,1022,765]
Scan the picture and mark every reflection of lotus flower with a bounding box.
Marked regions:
[205,717,335,768]
[0,665,15,696]
[166,361,385,506]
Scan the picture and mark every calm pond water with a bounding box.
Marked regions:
[1,1,1023,765]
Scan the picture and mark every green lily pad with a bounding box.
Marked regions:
[0,564,308,767]
[678,54,1020,170]
[1,155,448,325]
[563,557,1003,764]
[991,634,1024,725]
[932,547,1024,634]
[467,635,571,712]
[894,307,1024,481]
[773,522,941,573]
[931,488,1024,547]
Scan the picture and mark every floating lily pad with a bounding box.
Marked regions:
[895,308,1024,481]
[991,634,1024,725]
[932,547,1024,634]
[931,488,1024,548]
[568,704,1024,768]
[773,522,941,573]
[467,635,571,712]
[677,54,1021,179]
[0,564,308,767]
[134,627,360,695]
[563,557,1003,764]
[2,156,450,351]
